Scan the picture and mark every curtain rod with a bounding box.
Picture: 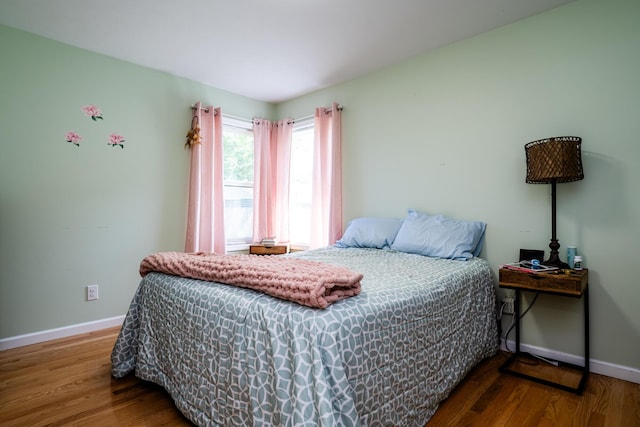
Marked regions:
[190,104,211,114]
[192,104,343,122]
[293,104,343,123]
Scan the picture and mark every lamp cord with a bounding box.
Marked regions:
[503,293,539,355]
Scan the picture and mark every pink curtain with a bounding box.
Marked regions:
[273,120,293,242]
[252,119,293,243]
[184,102,226,254]
[310,103,343,248]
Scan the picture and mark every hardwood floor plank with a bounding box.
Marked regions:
[1,327,638,426]
[471,375,520,427]
[536,389,579,427]
[425,359,496,426]
[623,381,640,427]
[428,352,639,427]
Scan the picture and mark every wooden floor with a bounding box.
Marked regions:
[1,327,638,426]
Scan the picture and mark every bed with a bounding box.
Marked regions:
[111,244,498,426]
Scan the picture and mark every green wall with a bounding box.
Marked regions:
[0,25,274,338]
[278,0,640,371]
[1,0,638,373]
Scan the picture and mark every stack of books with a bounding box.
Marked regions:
[261,237,278,248]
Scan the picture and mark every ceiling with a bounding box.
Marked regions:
[0,0,574,103]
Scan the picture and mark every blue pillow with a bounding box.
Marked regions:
[390,209,486,260]
[335,217,403,249]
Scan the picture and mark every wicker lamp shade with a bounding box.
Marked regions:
[525,136,584,184]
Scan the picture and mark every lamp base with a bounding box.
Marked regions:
[544,238,570,269]
[543,257,569,269]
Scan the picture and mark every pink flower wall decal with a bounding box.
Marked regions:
[108,133,125,149]
[81,104,103,121]
[65,131,83,147]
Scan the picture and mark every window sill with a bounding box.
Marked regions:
[226,242,309,253]
[226,243,250,253]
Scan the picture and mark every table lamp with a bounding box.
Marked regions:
[525,136,584,268]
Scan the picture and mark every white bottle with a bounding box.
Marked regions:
[573,255,583,270]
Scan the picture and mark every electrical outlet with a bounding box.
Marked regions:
[87,284,99,301]
[503,296,515,315]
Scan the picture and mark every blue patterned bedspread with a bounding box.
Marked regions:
[111,247,498,426]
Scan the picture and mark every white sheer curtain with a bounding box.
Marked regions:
[184,102,226,254]
[310,103,343,249]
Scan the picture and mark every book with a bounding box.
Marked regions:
[500,261,559,273]
[261,237,278,247]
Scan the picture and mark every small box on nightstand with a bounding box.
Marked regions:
[249,244,289,255]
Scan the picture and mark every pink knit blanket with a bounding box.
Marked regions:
[139,252,363,309]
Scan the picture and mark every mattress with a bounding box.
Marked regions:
[111,247,498,426]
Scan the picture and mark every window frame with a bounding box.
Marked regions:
[222,115,255,252]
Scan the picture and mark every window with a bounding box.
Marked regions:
[289,120,314,247]
[222,117,254,247]
[221,115,314,250]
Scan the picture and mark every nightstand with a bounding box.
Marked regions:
[498,267,589,394]
[249,244,289,255]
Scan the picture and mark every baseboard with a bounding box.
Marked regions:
[0,315,125,351]
[500,338,640,385]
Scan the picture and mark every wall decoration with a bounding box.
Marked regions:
[64,131,83,147]
[185,116,201,148]
[108,133,125,149]
[82,104,103,121]
[63,104,127,150]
